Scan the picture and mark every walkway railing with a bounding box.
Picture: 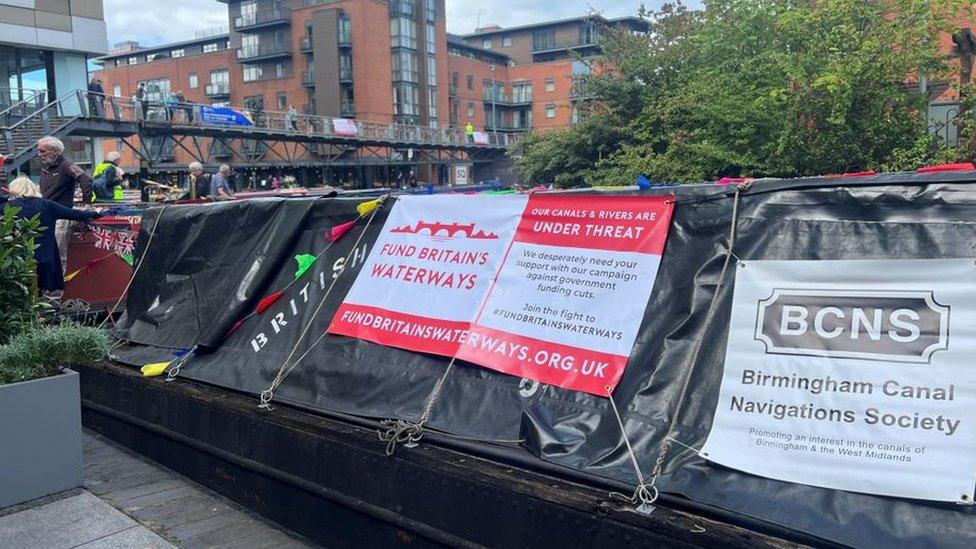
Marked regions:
[82,91,519,148]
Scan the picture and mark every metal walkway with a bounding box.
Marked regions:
[1,90,510,177]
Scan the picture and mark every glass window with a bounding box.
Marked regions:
[393,82,419,119]
[391,17,417,49]
[429,89,438,119]
[571,60,591,75]
[425,0,435,22]
[502,36,511,47]
[275,62,286,78]
[544,78,555,92]
[545,103,556,118]
[171,48,185,58]
[339,53,353,80]
[512,83,532,103]
[113,84,122,97]
[277,92,287,110]
[139,78,171,102]
[243,66,263,82]
[392,50,418,82]
[579,23,596,44]
[482,38,492,50]
[188,73,198,89]
[533,29,555,51]
[426,23,436,54]
[427,54,437,86]
[203,42,218,53]
[210,69,229,84]
[240,0,257,26]
[390,0,416,18]
[467,102,474,117]
[466,75,474,90]
[128,57,138,65]
[338,13,351,44]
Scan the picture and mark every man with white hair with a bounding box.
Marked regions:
[187,161,211,200]
[92,151,124,201]
[37,135,94,275]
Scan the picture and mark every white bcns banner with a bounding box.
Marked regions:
[701,259,976,503]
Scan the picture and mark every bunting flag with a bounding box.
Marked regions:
[294,254,317,279]
[356,197,383,216]
[255,291,285,314]
[63,253,116,282]
[141,362,170,377]
[225,318,247,339]
[329,220,357,242]
[120,254,134,266]
[636,174,652,189]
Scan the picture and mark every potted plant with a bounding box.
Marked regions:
[0,204,109,508]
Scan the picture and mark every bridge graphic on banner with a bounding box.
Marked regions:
[390,221,500,240]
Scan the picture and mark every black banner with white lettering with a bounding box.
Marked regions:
[113,173,976,547]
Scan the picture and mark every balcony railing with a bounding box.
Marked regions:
[237,43,292,61]
[339,67,353,82]
[205,82,230,97]
[531,37,598,53]
[482,90,533,105]
[234,6,289,30]
[301,70,315,87]
[300,36,312,51]
[338,31,352,47]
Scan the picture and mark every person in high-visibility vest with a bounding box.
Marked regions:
[466,122,475,143]
[92,151,124,201]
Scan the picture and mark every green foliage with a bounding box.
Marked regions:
[512,0,966,186]
[0,204,42,344]
[0,323,110,385]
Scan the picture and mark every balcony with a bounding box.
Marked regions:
[338,32,352,48]
[300,36,313,52]
[531,37,598,54]
[205,82,230,98]
[234,6,290,31]
[237,43,292,63]
[301,70,315,87]
[482,90,533,106]
[339,67,353,83]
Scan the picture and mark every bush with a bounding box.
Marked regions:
[0,204,42,344]
[0,323,109,385]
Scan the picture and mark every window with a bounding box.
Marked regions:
[139,78,171,102]
[425,0,435,22]
[545,103,556,118]
[391,17,417,49]
[275,62,287,78]
[572,60,591,75]
[114,59,123,67]
[393,50,418,82]
[466,75,474,90]
[512,83,532,103]
[188,73,198,89]
[579,23,596,44]
[203,42,218,53]
[277,92,287,110]
[128,57,138,65]
[338,13,351,44]
[241,34,258,57]
[532,29,555,51]
[544,78,555,92]
[467,102,474,118]
[243,66,263,82]
[171,48,185,58]
[427,54,437,86]
[502,36,511,47]
[240,0,257,26]
[210,69,229,84]
[339,53,353,80]
[113,84,122,97]
[482,38,492,50]
[390,0,417,18]
[393,82,420,120]
[147,53,161,62]
[428,90,438,120]
[426,23,436,54]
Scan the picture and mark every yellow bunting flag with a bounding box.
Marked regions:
[356,197,383,217]
[63,269,82,282]
[140,362,171,377]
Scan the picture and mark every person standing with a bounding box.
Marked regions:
[187,161,211,200]
[286,105,298,131]
[37,135,94,281]
[466,122,475,143]
[176,90,193,123]
[136,82,148,119]
[7,177,101,303]
[210,164,234,199]
[88,78,105,117]
[165,91,179,122]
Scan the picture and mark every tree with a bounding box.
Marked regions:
[512,0,968,186]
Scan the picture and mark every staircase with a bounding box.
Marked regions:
[1,91,88,185]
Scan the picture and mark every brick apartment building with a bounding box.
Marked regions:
[92,0,647,185]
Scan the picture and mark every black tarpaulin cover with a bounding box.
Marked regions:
[113,175,976,547]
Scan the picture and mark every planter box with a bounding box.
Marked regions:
[0,369,82,509]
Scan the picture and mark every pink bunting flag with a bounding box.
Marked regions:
[255,291,285,314]
[329,220,357,242]
[225,318,247,340]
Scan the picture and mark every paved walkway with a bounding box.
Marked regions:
[0,431,315,548]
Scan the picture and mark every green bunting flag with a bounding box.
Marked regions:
[120,254,134,266]
[294,254,317,279]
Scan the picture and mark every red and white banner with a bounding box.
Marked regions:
[457,195,673,395]
[328,194,674,396]
[333,118,359,136]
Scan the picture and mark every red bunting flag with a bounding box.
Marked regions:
[255,291,285,314]
[329,220,356,242]
[225,318,246,339]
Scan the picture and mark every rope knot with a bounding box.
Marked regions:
[378,419,425,455]
[258,389,276,411]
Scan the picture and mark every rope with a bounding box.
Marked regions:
[165,346,197,381]
[605,385,659,512]
[378,356,458,455]
[651,187,742,477]
[258,196,387,411]
[98,205,169,330]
